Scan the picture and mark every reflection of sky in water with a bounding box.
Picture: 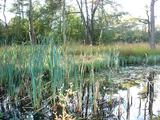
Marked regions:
[1,65,160,119]
[111,65,160,120]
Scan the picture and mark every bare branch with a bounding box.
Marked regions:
[93,0,100,15]
[0,19,7,25]
[75,0,87,28]
[3,0,7,25]
[85,0,89,28]
[146,10,151,39]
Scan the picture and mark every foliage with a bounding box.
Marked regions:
[8,16,29,44]
[0,0,160,44]
[65,6,84,41]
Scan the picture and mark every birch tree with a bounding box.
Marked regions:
[150,0,158,49]
[3,0,8,38]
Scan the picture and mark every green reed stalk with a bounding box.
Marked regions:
[137,57,142,65]
[78,76,82,112]
[37,45,44,108]
[154,56,157,64]
[59,59,63,88]
[30,45,37,106]
[113,48,119,70]
[74,62,78,92]
[78,58,85,112]
[121,57,125,67]
[50,37,54,104]
[133,57,136,64]
[8,56,15,99]
[109,72,112,106]
[57,49,61,82]
[0,56,1,89]
[53,47,58,105]
[108,48,111,68]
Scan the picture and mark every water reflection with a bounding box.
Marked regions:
[1,66,160,119]
[145,71,154,120]
[112,66,160,120]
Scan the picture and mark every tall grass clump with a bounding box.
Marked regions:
[0,36,130,119]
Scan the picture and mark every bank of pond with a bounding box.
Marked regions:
[0,41,160,120]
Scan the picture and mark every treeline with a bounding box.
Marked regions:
[0,0,160,45]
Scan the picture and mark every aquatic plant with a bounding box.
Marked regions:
[3,37,160,119]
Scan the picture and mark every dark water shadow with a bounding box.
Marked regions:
[1,66,160,120]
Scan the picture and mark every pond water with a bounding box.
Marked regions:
[1,65,160,120]
[110,66,160,120]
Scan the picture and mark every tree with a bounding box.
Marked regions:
[76,0,100,45]
[29,0,36,44]
[10,0,28,22]
[113,17,139,42]
[8,16,29,43]
[62,0,66,45]
[149,0,158,49]
[3,0,8,38]
[0,22,5,42]
[10,0,36,44]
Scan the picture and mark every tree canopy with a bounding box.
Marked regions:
[0,0,160,45]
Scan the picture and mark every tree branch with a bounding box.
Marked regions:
[76,0,87,28]
[93,0,100,15]
[3,0,7,26]
[0,19,7,25]
[146,10,151,39]
[33,1,61,21]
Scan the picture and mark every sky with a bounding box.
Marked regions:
[0,0,160,25]
[118,0,160,24]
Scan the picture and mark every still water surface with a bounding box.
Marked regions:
[110,65,160,120]
[1,65,160,120]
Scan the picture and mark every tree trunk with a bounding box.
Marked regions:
[91,0,94,45]
[99,0,104,45]
[150,0,155,49]
[81,0,87,43]
[62,0,66,46]
[29,0,36,44]
[3,0,8,39]
[85,0,92,44]
[76,0,100,45]
[91,0,100,45]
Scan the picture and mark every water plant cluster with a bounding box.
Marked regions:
[0,36,120,119]
[1,36,160,119]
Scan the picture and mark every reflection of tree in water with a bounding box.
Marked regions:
[147,71,154,120]
[118,71,156,120]
[79,69,158,119]
[143,71,155,120]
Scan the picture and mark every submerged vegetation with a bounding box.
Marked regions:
[1,35,160,119]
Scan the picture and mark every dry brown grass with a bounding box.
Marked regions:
[65,42,160,57]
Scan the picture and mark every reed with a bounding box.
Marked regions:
[30,44,37,107]
[3,37,160,119]
[0,39,119,115]
[0,56,2,91]
[109,72,113,106]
